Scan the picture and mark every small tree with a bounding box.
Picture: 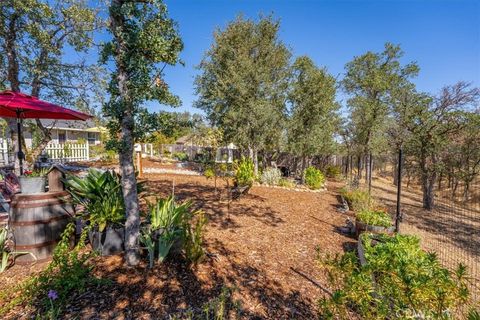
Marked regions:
[287,56,339,182]
[402,82,479,209]
[0,0,101,172]
[195,15,290,175]
[343,43,419,190]
[102,0,183,265]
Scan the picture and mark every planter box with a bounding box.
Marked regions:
[355,219,394,238]
[89,226,125,256]
[19,176,46,194]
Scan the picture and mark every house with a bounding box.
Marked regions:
[163,135,239,163]
[0,119,104,165]
[23,119,103,148]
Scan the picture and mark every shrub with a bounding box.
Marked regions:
[142,196,207,265]
[203,167,215,179]
[64,169,125,232]
[318,233,469,319]
[356,209,392,227]
[260,167,282,185]
[0,223,105,317]
[184,212,207,265]
[325,165,342,178]
[340,188,373,211]
[173,152,189,162]
[278,178,295,188]
[304,166,325,189]
[234,157,255,188]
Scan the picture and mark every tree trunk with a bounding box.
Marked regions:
[111,0,140,266]
[5,13,21,174]
[364,154,369,184]
[300,155,307,184]
[253,147,258,177]
[119,116,140,266]
[367,152,373,193]
[357,156,362,180]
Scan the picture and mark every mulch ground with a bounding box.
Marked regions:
[1,172,355,319]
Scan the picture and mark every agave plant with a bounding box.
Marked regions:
[0,227,34,272]
[145,196,196,263]
[63,169,125,232]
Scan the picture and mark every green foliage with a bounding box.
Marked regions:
[343,43,419,155]
[304,166,325,189]
[318,234,470,319]
[0,227,33,273]
[278,178,295,188]
[168,286,241,320]
[260,167,282,186]
[24,167,49,177]
[356,209,392,227]
[63,169,125,232]
[144,196,207,265]
[468,308,480,320]
[195,15,291,154]
[340,188,372,211]
[102,0,183,151]
[234,157,255,188]
[184,212,207,265]
[0,223,104,318]
[0,227,10,273]
[173,152,189,162]
[288,56,340,158]
[203,167,215,179]
[325,165,342,178]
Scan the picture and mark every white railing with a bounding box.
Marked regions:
[0,138,9,165]
[44,143,90,163]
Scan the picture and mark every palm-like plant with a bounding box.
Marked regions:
[63,169,125,232]
[146,196,193,263]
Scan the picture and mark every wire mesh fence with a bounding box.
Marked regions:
[335,153,479,306]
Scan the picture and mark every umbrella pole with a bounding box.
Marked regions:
[16,111,24,175]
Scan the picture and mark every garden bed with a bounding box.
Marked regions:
[0,174,351,319]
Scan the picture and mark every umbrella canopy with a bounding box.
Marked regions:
[0,91,91,120]
[0,90,92,176]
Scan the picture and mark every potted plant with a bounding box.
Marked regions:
[63,169,125,256]
[355,209,394,238]
[20,168,48,194]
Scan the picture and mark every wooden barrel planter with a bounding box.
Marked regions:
[355,220,394,238]
[9,191,74,263]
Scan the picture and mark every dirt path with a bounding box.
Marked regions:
[1,174,353,319]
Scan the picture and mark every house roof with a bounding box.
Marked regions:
[175,135,193,145]
[39,119,103,132]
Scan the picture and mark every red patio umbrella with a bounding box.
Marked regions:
[0,90,92,174]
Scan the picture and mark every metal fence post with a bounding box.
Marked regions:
[395,147,403,233]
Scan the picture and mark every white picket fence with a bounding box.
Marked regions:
[43,143,90,163]
[0,139,9,165]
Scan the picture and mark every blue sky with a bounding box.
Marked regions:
[109,0,480,114]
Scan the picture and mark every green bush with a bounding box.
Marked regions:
[173,152,189,162]
[64,169,125,232]
[340,187,373,211]
[356,209,392,227]
[260,167,282,185]
[325,165,342,178]
[278,178,295,188]
[203,167,215,179]
[318,233,469,319]
[142,196,207,265]
[234,157,255,188]
[0,224,105,318]
[304,166,325,189]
